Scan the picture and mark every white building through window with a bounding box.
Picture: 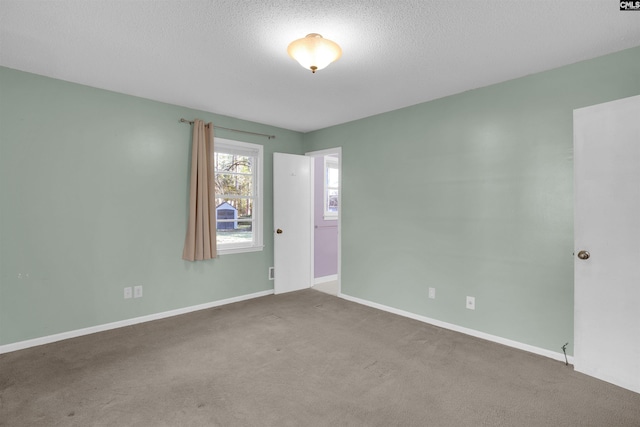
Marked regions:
[214,138,263,254]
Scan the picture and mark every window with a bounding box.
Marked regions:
[214,138,263,254]
[324,155,339,220]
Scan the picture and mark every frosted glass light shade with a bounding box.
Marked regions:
[287,33,342,73]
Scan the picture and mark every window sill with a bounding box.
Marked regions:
[217,245,264,256]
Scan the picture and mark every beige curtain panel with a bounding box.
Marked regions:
[182,119,217,261]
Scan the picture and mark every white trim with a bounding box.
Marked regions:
[306,147,342,297]
[305,147,342,157]
[217,245,264,256]
[214,137,263,255]
[314,274,338,285]
[338,292,574,365]
[0,289,274,355]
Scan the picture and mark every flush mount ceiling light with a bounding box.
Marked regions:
[287,33,342,73]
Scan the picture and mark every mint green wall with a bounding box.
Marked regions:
[304,46,640,355]
[0,67,304,346]
[2,47,639,352]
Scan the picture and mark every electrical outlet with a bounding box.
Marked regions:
[134,285,143,298]
[268,267,275,280]
[124,287,132,299]
[428,287,436,299]
[466,296,475,310]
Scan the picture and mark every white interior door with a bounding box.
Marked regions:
[273,153,312,294]
[574,94,640,394]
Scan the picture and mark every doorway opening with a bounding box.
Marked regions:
[307,148,341,296]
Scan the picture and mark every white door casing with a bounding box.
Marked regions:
[307,147,342,294]
[273,153,312,294]
[574,94,640,394]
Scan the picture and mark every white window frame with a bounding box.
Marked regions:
[324,155,339,220]
[214,138,264,255]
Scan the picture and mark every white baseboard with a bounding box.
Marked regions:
[314,274,338,285]
[338,292,574,365]
[0,289,274,354]
[2,289,574,365]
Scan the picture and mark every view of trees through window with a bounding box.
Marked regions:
[214,152,254,244]
[325,156,339,218]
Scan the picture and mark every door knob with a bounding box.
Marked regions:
[276,229,283,234]
[577,250,590,260]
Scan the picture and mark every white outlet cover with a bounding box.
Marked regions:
[124,287,132,299]
[428,288,436,299]
[134,285,143,298]
[466,296,475,310]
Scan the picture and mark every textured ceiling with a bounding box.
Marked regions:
[1,1,639,133]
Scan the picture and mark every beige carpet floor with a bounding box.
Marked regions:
[1,289,639,426]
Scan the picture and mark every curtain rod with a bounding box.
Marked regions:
[179,118,276,140]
